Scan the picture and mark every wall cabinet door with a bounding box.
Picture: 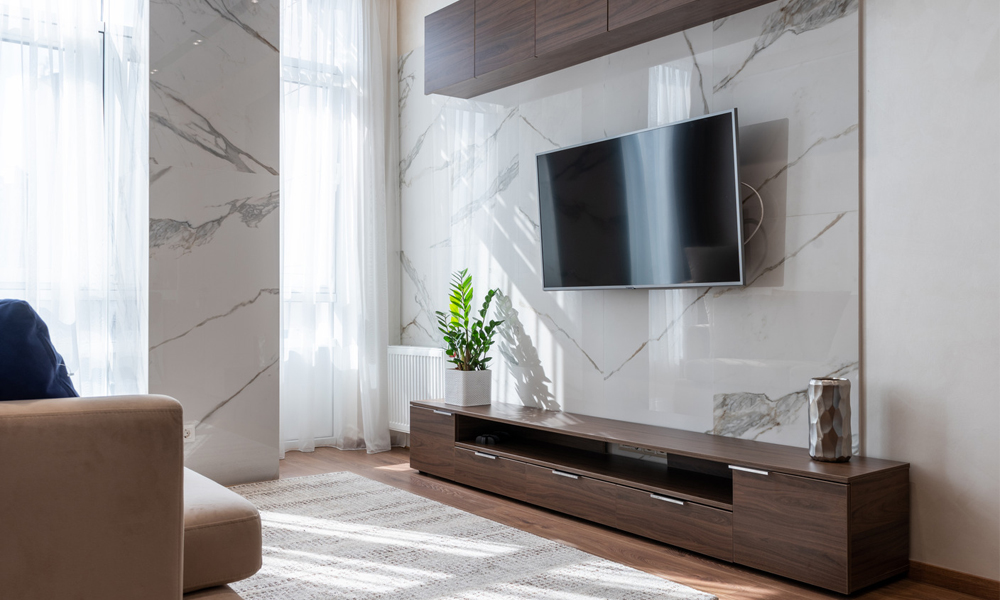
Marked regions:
[425,0,475,94]
[535,0,608,56]
[409,406,456,479]
[475,0,535,77]
[733,469,850,593]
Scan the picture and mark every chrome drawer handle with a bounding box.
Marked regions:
[729,465,769,476]
[551,470,579,480]
[651,494,684,505]
[432,409,453,416]
[474,451,497,460]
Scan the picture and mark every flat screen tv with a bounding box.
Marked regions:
[536,110,744,290]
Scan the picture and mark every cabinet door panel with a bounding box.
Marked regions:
[525,464,618,527]
[409,406,455,479]
[475,0,535,77]
[425,0,475,94]
[733,470,849,593]
[609,0,689,30]
[535,0,608,56]
[617,486,733,562]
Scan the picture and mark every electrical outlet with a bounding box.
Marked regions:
[183,422,197,443]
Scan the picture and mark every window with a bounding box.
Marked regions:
[0,0,148,395]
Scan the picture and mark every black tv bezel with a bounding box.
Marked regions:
[535,109,745,292]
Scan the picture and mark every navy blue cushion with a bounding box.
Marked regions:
[0,299,78,401]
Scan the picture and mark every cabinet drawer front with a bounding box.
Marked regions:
[733,470,849,593]
[409,406,455,479]
[454,448,527,501]
[617,486,733,561]
[525,464,618,527]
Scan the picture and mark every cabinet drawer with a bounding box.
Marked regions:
[617,486,733,562]
[409,406,456,479]
[733,470,849,593]
[454,448,527,501]
[525,464,618,527]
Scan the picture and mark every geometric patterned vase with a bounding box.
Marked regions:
[808,377,852,462]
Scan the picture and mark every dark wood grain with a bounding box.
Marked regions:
[409,406,455,479]
[525,463,619,527]
[453,447,527,501]
[475,0,535,77]
[850,469,910,591]
[609,0,693,30]
[733,470,850,593]
[279,448,981,600]
[617,485,734,562]
[909,562,1000,600]
[424,0,475,95]
[454,438,734,510]
[535,0,608,56]
[414,400,908,484]
[425,0,773,98]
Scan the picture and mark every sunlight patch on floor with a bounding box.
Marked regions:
[261,509,524,558]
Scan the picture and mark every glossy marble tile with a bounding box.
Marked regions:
[149,0,280,484]
[401,0,859,449]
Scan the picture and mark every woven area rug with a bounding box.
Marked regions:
[228,472,716,600]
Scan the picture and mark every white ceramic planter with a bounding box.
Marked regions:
[444,369,492,406]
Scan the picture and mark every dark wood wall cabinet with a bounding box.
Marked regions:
[409,401,910,594]
[424,0,774,97]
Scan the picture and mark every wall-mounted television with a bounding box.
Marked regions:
[536,110,744,291]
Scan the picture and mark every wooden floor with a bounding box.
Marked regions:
[280,447,974,600]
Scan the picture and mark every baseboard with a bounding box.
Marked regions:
[909,561,1000,600]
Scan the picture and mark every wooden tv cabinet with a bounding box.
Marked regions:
[409,400,909,594]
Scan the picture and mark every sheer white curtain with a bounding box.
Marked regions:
[0,0,148,396]
[281,0,396,454]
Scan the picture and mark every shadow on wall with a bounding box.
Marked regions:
[737,118,789,287]
[494,291,560,411]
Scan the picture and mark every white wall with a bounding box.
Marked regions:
[863,0,1000,580]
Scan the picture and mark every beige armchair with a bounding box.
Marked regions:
[0,395,262,599]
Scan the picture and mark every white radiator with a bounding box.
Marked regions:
[387,345,446,433]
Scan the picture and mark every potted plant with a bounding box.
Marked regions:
[436,269,502,406]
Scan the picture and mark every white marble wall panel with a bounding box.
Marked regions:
[399,0,859,449]
[150,0,279,484]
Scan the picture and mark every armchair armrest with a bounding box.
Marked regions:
[0,395,185,600]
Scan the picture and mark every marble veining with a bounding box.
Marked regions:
[152,81,278,175]
[400,0,859,448]
[150,191,279,251]
[199,357,279,424]
[398,50,414,119]
[150,287,278,352]
[150,0,280,484]
[682,31,711,115]
[399,251,435,341]
[715,0,858,91]
[203,0,277,53]
[711,361,858,439]
[750,123,858,197]
[451,155,519,226]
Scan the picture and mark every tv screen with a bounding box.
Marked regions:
[536,110,744,290]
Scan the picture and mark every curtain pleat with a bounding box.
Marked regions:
[280,0,396,455]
